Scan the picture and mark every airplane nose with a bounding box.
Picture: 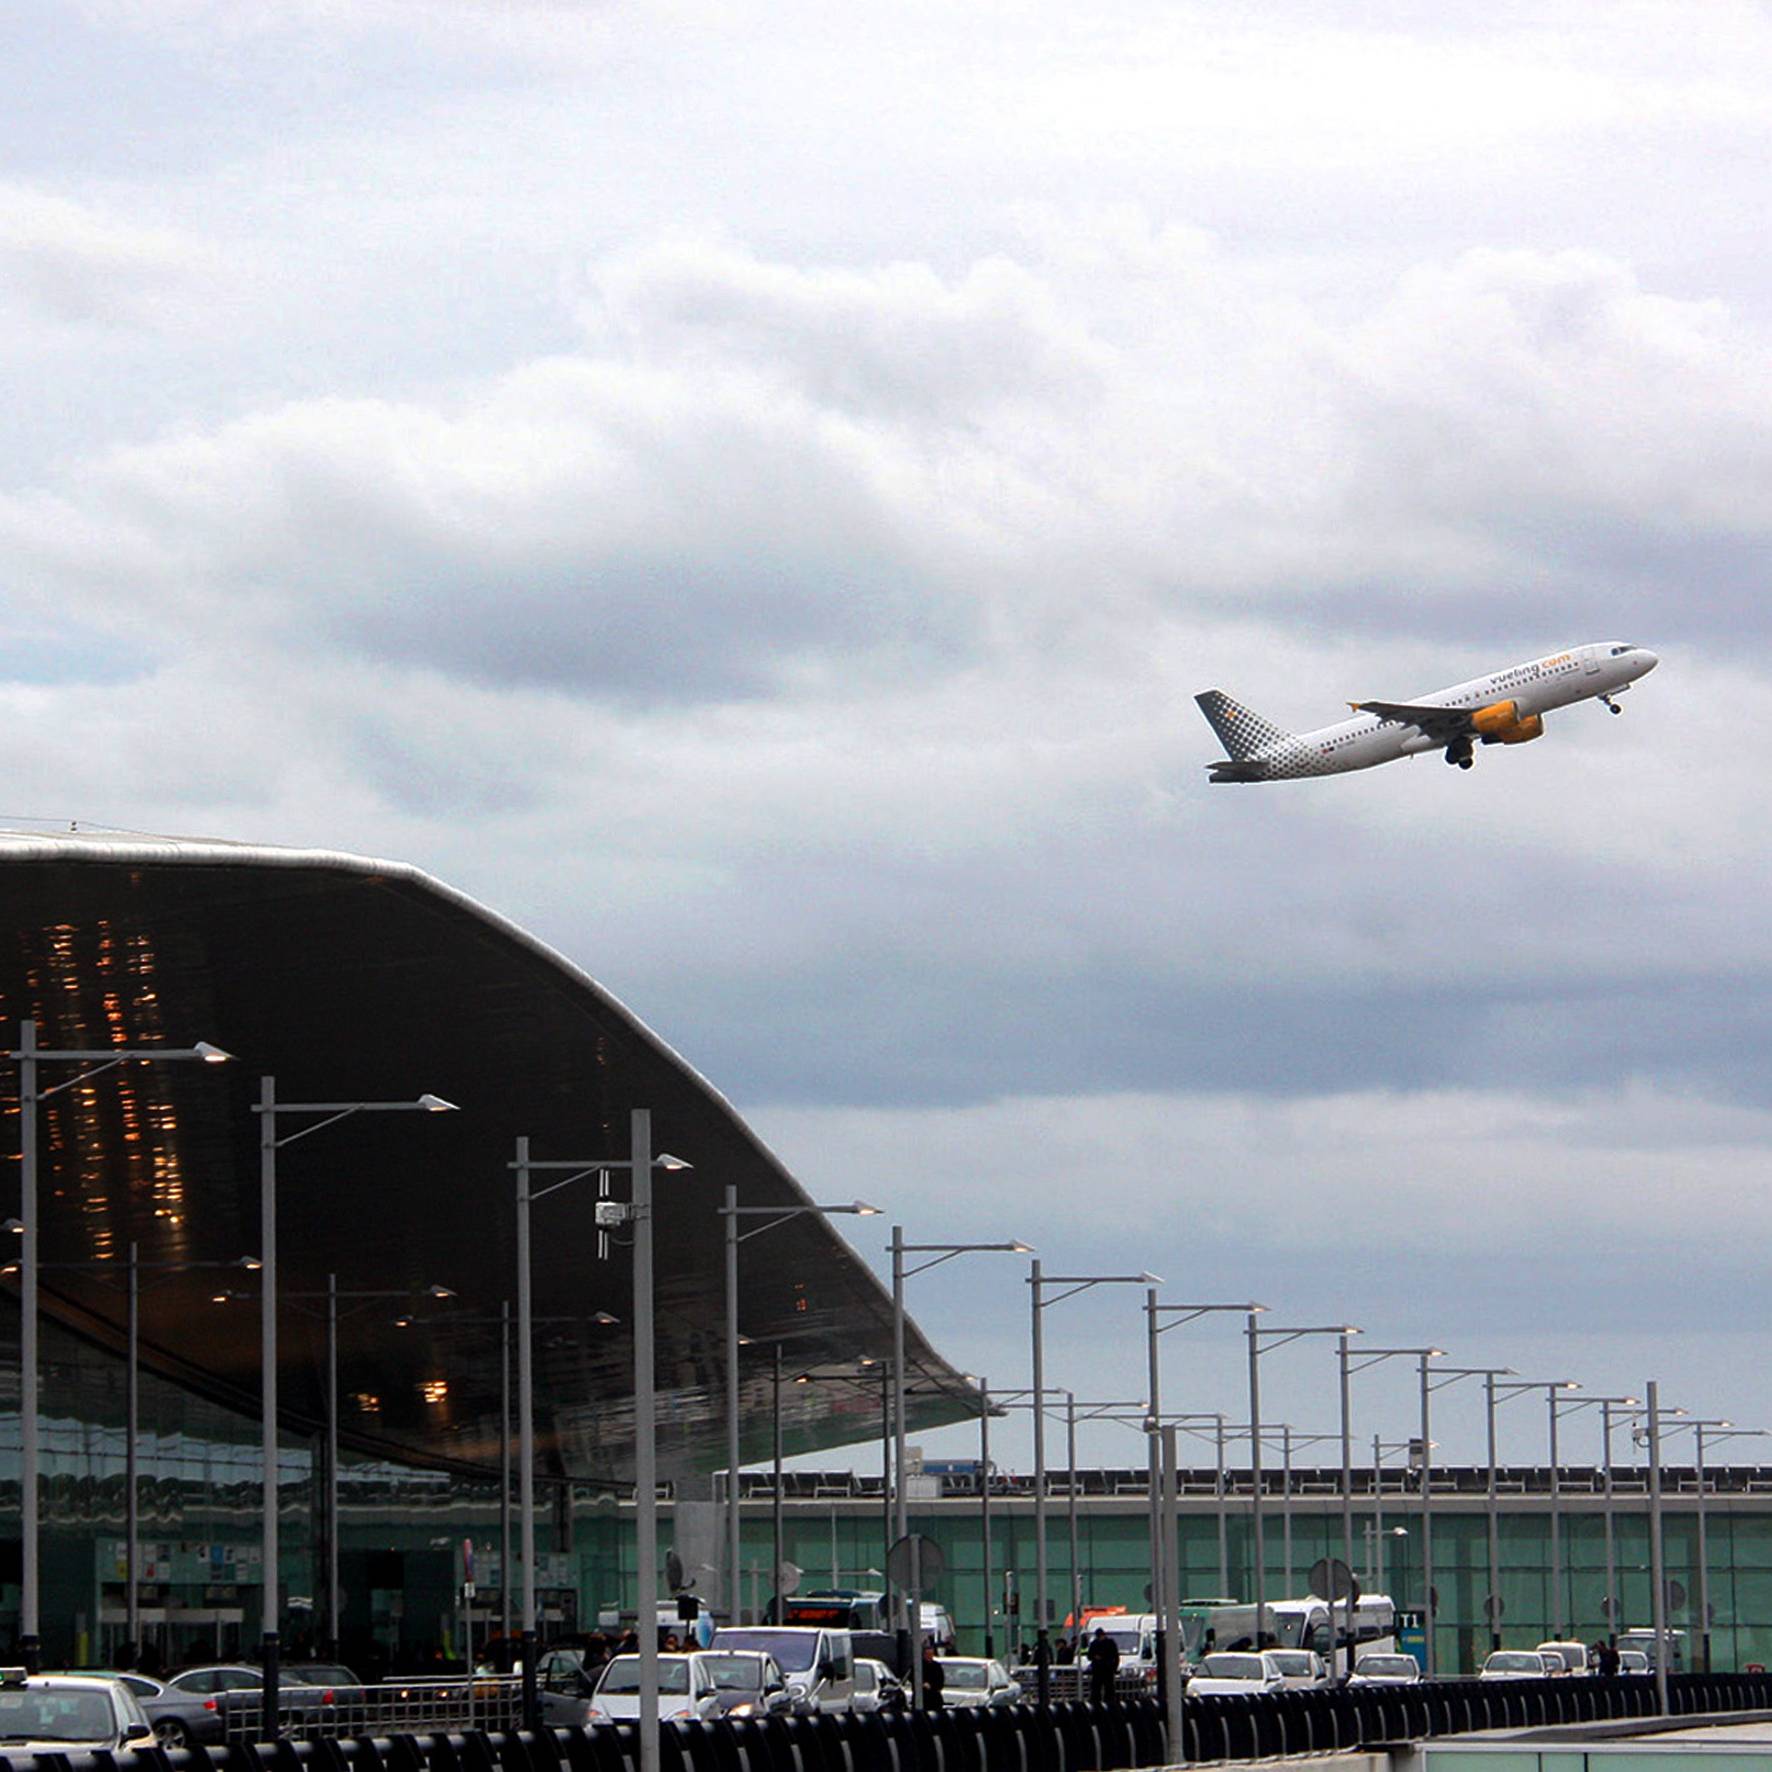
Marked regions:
[1636,649,1660,675]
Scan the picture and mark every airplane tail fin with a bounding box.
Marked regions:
[1195,690,1294,761]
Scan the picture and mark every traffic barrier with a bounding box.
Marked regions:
[21,1671,1772,1772]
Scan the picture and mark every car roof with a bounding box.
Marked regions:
[5,1674,124,1691]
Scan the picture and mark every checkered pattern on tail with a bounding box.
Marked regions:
[1195,690,1294,760]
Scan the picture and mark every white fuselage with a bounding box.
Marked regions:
[1246,642,1656,780]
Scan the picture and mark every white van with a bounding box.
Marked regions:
[710,1626,855,1713]
[919,1603,958,1651]
[1536,1640,1590,1675]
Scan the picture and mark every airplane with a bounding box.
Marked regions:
[1197,641,1658,782]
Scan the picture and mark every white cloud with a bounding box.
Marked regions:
[0,184,211,328]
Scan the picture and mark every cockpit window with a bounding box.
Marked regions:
[1611,644,1635,655]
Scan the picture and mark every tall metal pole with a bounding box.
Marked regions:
[1030,1258,1051,1703]
[880,1375,891,1597]
[1419,1353,1435,1677]
[1602,1399,1619,1640]
[1160,1425,1185,1765]
[1339,1334,1354,1685]
[1281,1426,1294,1598]
[1146,1291,1166,1683]
[725,1183,742,1632]
[259,1076,281,1744]
[1215,1416,1228,1595]
[772,1344,784,1626]
[1486,1372,1502,1653]
[1648,1381,1669,1714]
[126,1240,140,1656]
[515,1136,538,1729]
[1371,1435,1383,1585]
[18,1020,39,1672]
[891,1225,922,1701]
[980,1381,994,1657]
[1695,1423,1711,1674]
[1247,1315,1265,1635]
[1549,1389,1563,1640]
[500,1301,512,1640]
[1066,1391,1082,1637]
[632,1109,659,1772]
[326,1272,340,1656]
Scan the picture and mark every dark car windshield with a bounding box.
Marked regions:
[714,1632,817,1673]
[698,1656,765,1692]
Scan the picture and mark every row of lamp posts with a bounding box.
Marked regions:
[9,1016,1759,1761]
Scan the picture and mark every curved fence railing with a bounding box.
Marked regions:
[16,1672,1772,1772]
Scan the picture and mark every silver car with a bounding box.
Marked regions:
[0,1670,157,1754]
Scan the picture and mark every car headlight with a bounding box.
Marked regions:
[728,1703,754,1717]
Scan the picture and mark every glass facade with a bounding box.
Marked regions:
[0,1311,627,1673]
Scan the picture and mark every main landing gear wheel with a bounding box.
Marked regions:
[1445,739,1475,770]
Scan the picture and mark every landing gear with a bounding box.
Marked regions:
[1445,738,1475,770]
[1599,693,1623,715]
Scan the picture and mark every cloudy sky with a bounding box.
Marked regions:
[6,0,1772,1472]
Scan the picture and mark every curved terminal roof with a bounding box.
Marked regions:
[0,829,978,1485]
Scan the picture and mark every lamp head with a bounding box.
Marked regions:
[852,1201,882,1216]
[1620,1396,1641,1406]
[236,1255,263,1270]
[592,1311,619,1326]
[1561,1380,1582,1391]
[195,1041,235,1064]
[1009,1241,1035,1255]
[1426,1348,1447,1358]
[393,1314,415,1329]
[427,1284,456,1299]
[3,1218,23,1235]
[656,1152,692,1171]
[417,1093,458,1113]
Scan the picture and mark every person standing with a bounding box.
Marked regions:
[1087,1628,1120,1706]
[921,1640,947,1709]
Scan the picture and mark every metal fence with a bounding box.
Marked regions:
[222,1678,527,1742]
[22,1670,1772,1772]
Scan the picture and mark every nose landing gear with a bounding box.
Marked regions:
[1599,693,1623,714]
[1445,738,1475,770]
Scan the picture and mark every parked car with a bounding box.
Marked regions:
[851,1659,907,1714]
[160,1663,333,1736]
[1349,1654,1422,1686]
[1186,1652,1286,1696]
[1481,1651,1554,1681]
[696,1651,792,1718]
[933,1658,1020,1708]
[1537,1648,1571,1675]
[585,1654,722,1723]
[1619,1650,1651,1674]
[0,1669,156,1753]
[1266,1650,1327,1689]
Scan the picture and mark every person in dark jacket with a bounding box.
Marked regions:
[921,1641,947,1709]
[1086,1629,1120,1705]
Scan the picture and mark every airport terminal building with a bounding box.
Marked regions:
[0,831,973,1670]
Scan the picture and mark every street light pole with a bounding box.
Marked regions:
[887,1230,1028,1701]
[1145,1299,1262,1696]
[511,1116,687,1772]
[1029,1263,1158,1702]
[1648,1381,1669,1714]
[723,1195,877,1634]
[1245,1323,1357,1645]
[979,1379,994,1657]
[1660,1418,1766,1674]
[256,1079,454,1740]
[9,1021,232,1671]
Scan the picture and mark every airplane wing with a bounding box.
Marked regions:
[1349,699,1474,740]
